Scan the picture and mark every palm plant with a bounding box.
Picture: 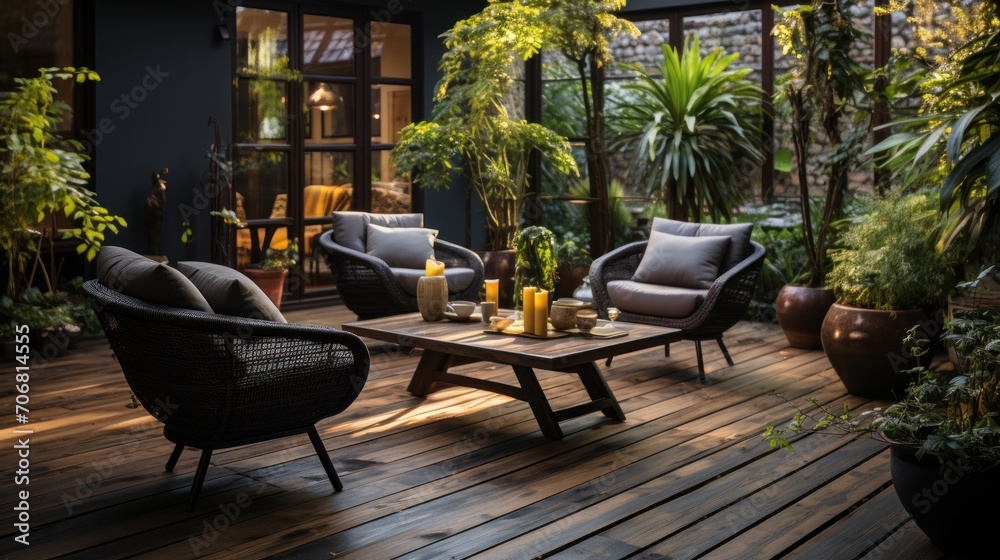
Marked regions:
[611,34,764,223]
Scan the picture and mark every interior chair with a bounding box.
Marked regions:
[318,211,484,320]
[589,218,765,381]
[83,278,370,511]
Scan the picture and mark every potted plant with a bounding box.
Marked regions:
[1,67,126,300]
[770,0,871,349]
[512,226,558,310]
[821,192,958,399]
[765,309,1000,555]
[610,33,764,223]
[243,238,298,308]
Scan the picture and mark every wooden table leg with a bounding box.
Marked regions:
[407,350,454,397]
[511,365,563,439]
[572,361,626,421]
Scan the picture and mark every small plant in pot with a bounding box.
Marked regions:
[765,309,1000,555]
[243,239,298,309]
[821,191,959,399]
[512,226,558,310]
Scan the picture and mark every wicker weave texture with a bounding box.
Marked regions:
[83,280,370,445]
[318,228,485,320]
[590,240,766,337]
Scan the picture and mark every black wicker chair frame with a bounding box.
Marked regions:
[589,240,766,381]
[318,229,484,320]
[83,280,370,511]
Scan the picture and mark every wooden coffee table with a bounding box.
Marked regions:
[343,313,683,439]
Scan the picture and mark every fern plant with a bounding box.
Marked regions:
[828,192,957,311]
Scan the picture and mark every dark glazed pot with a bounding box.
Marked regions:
[820,303,926,400]
[482,250,515,308]
[775,285,836,349]
[890,444,1000,555]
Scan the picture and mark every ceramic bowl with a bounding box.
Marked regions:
[449,300,477,319]
[575,310,599,332]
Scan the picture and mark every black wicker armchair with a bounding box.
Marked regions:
[83,280,370,511]
[590,219,765,381]
[318,212,484,320]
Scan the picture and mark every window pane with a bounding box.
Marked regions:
[371,150,411,213]
[304,152,354,197]
[683,11,763,81]
[0,1,74,129]
[304,81,354,139]
[236,77,289,143]
[541,51,585,138]
[236,8,289,76]
[233,150,289,220]
[372,85,411,144]
[371,22,411,79]
[303,15,354,75]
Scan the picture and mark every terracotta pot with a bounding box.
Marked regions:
[820,303,927,400]
[416,275,448,321]
[889,444,1000,555]
[775,285,835,349]
[482,250,515,308]
[243,268,287,308]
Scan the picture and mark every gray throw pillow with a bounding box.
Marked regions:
[177,261,286,322]
[331,211,367,253]
[365,223,438,268]
[650,217,753,272]
[97,246,213,312]
[632,231,731,289]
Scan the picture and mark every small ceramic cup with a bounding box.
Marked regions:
[575,310,599,332]
[480,301,496,322]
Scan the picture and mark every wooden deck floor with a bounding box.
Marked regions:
[0,305,958,559]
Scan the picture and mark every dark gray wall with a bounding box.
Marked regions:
[93,0,231,262]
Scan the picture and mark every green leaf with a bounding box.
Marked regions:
[774,147,793,172]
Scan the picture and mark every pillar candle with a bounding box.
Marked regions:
[425,259,445,277]
[522,287,536,334]
[485,279,499,307]
[533,289,548,336]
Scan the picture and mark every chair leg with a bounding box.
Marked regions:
[165,443,184,472]
[308,427,343,492]
[186,448,213,512]
[694,340,707,383]
[605,356,613,367]
[664,343,671,357]
[717,337,734,366]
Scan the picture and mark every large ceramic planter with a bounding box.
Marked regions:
[243,268,287,308]
[889,444,1000,555]
[775,285,836,349]
[820,303,926,400]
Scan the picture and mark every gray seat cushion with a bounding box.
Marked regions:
[607,280,709,319]
[651,217,753,272]
[331,211,424,253]
[97,246,213,312]
[391,267,477,296]
[177,261,286,322]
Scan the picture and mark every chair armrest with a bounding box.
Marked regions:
[317,230,408,292]
[589,241,647,316]
[683,240,766,333]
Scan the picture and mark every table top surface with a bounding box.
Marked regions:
[343,312,683,370]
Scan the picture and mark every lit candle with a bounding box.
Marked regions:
[533,289,548,337]
[425,259,445,277]
[485,279,499,307]
[522,287,536,334]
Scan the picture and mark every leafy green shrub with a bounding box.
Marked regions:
[747,227,808,322]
